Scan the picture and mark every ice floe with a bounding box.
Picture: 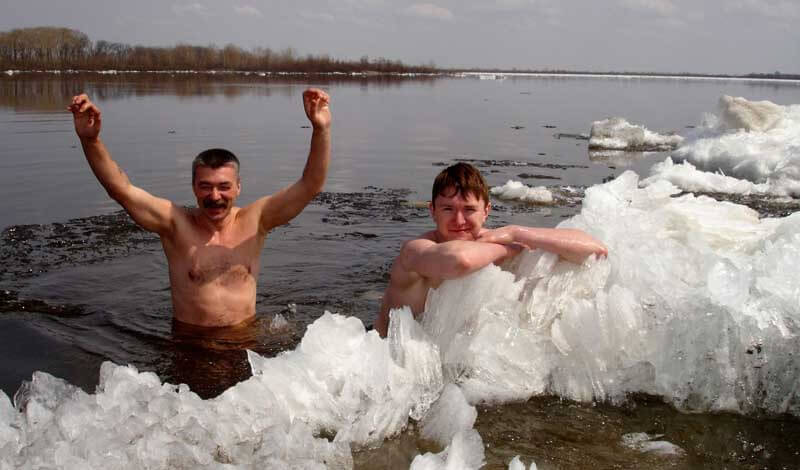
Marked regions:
[491,180,554,204]
[592,96,800,197]
[589,117,683,151]
[621,432,685,456]
[665,96,800,193]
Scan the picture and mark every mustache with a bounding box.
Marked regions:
[202,198,227,209]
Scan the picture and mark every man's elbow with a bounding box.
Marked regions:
[444,252,477,278]
[106,186,128,205]
[309,184,324,198]
[300,176,325,199]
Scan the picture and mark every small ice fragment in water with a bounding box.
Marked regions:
[410,429,486,470]
[589,117,683,151]
[621,432,685,456]
[508,456,538,470]
[420,384,477,447]
[269,313,289,332]
[491,180,553,204]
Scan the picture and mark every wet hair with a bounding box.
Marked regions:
[192,148,240,184]
[431,163,489,207]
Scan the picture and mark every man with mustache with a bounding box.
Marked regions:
[69,89,331,327]
[375,162,607,337]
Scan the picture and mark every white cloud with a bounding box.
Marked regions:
[172,3,211,17]
[463,0,561,27]
[298,10,337,23]
[729,0,800,19]
[403,3,455,21]
[485,0,540,11]
[234,5,263,18]
[619,0,676,16]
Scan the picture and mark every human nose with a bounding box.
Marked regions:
[454,211,466,225]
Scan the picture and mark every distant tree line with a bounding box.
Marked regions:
[454,68,800,81]
[0,27,437,74]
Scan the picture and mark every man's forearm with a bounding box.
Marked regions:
[511,226,606,264]
[300,127,331,194]
[80,137,132,201]
[418,241,513,279]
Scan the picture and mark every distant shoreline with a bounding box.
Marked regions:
[3,27,796,81]
[4,69,800,84]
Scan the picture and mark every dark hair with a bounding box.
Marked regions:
[431,163,489,206]
[192,148,240,184]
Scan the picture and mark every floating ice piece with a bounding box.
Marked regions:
[476,73,504,80]
[269,313,289,332]
[643,157,775,195]
[420,384,477,447]
[508,455,538,470]
[491,180,554,204]
[621,432,686,456]
[672,96,800,188]
[589,117,683,151]
[718,95,783,132]
[409,429,485,469]
[0,391,19,458]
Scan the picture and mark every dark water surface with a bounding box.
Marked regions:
[2,73,800,468]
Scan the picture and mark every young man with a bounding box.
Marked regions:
[376,163,608,337]
[68,89,331,327]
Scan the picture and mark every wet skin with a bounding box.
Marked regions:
[69,88,332,326]
[376,190,515,336]
[376,188,608,337]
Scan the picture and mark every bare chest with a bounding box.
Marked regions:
[166,227,264,286]
[186,244,256,285]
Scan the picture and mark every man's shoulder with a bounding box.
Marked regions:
[399,231,437,251]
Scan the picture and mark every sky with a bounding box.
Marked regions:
[1,0,798,75]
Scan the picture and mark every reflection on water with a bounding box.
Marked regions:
[0,72,439,111]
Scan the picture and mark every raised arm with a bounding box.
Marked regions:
[400,237,521,281]
[478,225,607,264]
[69,94,174,235]
[256,88,331,232]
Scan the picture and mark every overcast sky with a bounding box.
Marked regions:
[1,0,798,74]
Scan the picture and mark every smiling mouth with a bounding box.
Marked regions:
[203,199,226,210]
[449,229,474,238]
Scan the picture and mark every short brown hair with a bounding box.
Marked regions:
[192,148,240,184]
[431,163,489,207]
